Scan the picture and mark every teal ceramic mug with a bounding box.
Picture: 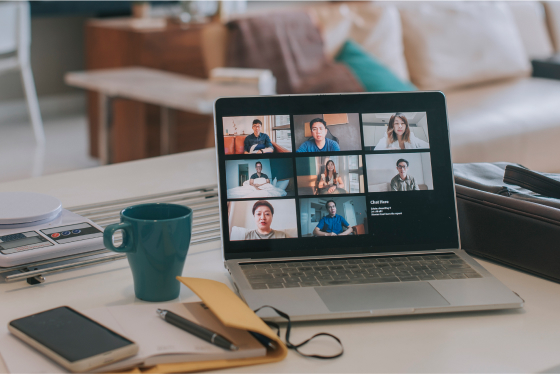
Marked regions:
[103,203,192,302]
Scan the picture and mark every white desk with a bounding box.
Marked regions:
[2,148,560,373]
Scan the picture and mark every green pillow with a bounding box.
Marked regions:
[335,40,416,92]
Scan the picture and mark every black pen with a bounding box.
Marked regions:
[249,331,276,350]
[156,309,238,351]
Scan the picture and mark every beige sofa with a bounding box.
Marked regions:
[203,1,560,172]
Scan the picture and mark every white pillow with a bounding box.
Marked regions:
[243,180,250,186]
[398,2,531,90]
[309,3,410,81]
[272,177,277,187]
[253,177,267,185]
[276,180,290,190]
[230,226,247,241]
[507,2,553,59]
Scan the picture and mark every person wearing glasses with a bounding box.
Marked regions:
[313,200,353,236]
[297,118,340,152]
[391,159,420,191]
[249,161,270,190]
[244,119,274,154]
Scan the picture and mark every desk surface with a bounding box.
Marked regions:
[2,149,560,373]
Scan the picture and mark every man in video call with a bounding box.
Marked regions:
[297,118,341,152]
[244,119,274,154]
[391,159,420,191]
[249,162,270,190]
[313,200,353,236]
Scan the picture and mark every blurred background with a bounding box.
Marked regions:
[1,0,560,183]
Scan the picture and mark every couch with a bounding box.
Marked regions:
[202,1,560,172]
[223,135,290,155]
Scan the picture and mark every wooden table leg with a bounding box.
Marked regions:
[160,106,176,155]
[98,93,112,165]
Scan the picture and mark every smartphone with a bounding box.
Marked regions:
[8,306,138,373]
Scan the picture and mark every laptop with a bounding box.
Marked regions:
[213,92,523,322]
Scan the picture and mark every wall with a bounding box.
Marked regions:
[295,156,316,176]
[229,199,297,231]
[420,152,434,189]
[268,158,293,180]
[225,159,271,189]
[366,152,433,187]
[0,15,86,102]
[222,116,265,136]
[293,113,362,151]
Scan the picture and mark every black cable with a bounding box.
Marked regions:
[253,305,343,359]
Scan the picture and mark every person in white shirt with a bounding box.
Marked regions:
[374,113,429,150]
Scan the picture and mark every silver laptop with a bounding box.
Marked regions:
[213,92,523,322]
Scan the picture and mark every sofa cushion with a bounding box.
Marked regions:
[507,2,554,59]
[335,40,416,92]
[446,77,560,173]
[223,137,235,155]
[399,2,531,90]
[544,1,560,52]
[309,3,410,82]
[234,135,247,154]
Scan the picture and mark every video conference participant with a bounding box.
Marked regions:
[318,160,346,195]
[391,159,420,191]
[297,118,340,152]
[245,200,287,239]
[375,113,429,150]
[244,119,274,154]
[313,200,353,236]
[249,162,270,190]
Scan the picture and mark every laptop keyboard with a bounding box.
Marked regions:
[240,253,482,290]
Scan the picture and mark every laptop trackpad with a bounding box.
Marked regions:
[315,282,450,312]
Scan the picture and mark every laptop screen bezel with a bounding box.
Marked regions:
[214,92,460,261]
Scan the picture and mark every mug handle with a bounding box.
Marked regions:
[103,222,135,253]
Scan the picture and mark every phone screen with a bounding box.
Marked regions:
[10,306,134,363]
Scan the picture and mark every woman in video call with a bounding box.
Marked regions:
[244,200,288,240]
[375,113,429,150]
[317,160,346,195]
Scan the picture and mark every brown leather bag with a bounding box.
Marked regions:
[454,163,560,283]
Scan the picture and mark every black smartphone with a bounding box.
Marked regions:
[8,306,138,373]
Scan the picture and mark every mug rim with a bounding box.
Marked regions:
[121,203,193,222]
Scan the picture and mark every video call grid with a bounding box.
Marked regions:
[220,111,436,242]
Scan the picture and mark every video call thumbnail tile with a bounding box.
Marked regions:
[295,155,365,196]
[293,113,362,153]
[366,152,434,192]
[225,158,295,199]
[299,196,368,237]
[228,199,298,241]
[222,115,292,155]
[362,112,430,151]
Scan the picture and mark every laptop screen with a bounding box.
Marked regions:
[214,93,459,260]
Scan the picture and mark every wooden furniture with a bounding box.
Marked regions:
[2,149,560,372]
[83,18,221,163]
[66,67,258,164]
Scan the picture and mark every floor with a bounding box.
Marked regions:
[0,115,100,183]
